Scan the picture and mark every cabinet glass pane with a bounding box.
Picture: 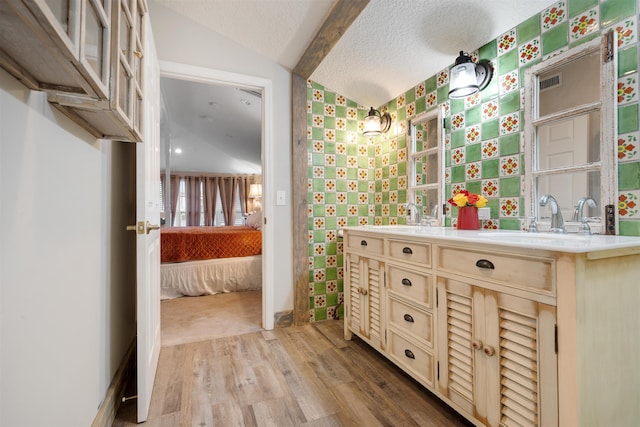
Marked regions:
[136,92,143,132]
[44,0,70,34]
[119,3,131,57]
[134,41,142,84]
[536,110,601,170]
[136,1,143,36]
[118,62,131,116]
[85,2,104,80]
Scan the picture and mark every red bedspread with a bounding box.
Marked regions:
[161,226,262,263]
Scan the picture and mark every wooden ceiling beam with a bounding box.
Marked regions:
[293,0,370,79]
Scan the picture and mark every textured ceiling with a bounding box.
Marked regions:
[153,0,557,173]
[154,0,556,107]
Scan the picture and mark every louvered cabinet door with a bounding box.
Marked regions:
[437,278,478,418]
[364,258,383,349]
[485,292,558,427]
[344,254,384,350]
[345,253,362,339]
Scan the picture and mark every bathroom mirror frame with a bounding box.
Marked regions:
[408,107,445,226]
[524,32,618,233]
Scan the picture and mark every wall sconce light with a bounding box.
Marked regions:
[249,183,262,211]
[448,51,493,99]
[363,107,392,137]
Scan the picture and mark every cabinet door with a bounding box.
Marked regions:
[345,253,383,349]
[437,278,558,427]
[345,253,363,337]
[486,292,558,427]
[437,278,478,417]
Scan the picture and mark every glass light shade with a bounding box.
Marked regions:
[249,183,262,198]
[363,114,382,136]
[449,62,479,99]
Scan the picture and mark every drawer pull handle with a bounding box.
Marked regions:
[483,345,496,357]
[403,314,414,323]
[475,259,495,270]
[360,240,368,246]
[471,339,483,350]
[360,288,368,296]
[401,278,412,287]
[402,247,413,254]
[404,349,415,359]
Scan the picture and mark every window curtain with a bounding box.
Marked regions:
[203,177,219,226]
[237,176,251,216]
[170,175,180,226]
[218,177,237,226]
[185,176,203,226]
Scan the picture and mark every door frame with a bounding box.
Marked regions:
[159,60,274,330]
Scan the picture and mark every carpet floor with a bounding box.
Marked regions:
[161,290,262,347]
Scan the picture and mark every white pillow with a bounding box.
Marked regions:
[246,212,262,230]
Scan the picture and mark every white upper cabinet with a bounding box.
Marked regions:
[0,0,111,98]
[0,0,147,142]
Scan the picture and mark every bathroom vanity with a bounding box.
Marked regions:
[343,226,640,427]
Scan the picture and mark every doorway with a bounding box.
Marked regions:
[159,61,275,339]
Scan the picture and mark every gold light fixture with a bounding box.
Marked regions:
[448,51,493,99]
[363,107,391,137]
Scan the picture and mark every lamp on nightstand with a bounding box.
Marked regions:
[249,183,262,212]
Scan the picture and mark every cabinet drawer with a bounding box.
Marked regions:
[389,239,431,266]
[388,298,433,347]
[388,331,434,388]
[346,234,384,255]
[436,245,555,295]
[387,266,432,308]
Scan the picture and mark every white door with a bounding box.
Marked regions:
[537,115,588,219]
[135,19,161,423]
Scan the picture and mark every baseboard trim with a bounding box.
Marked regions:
[91,339,136,427]
[274,310,294,327]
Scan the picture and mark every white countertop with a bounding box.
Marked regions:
[342,225,640,254]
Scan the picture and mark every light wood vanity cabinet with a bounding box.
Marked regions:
[0,0,147,142]
[343,228,640,427]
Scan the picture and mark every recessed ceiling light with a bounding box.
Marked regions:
[174,148,183,154]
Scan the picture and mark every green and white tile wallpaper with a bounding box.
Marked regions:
[307,0,640,321]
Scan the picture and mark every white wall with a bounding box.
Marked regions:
[149,2,294,316]
[0,69,136,426]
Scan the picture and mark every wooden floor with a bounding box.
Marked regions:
[113,320,472,426]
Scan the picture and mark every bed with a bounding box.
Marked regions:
[160,225,262,299]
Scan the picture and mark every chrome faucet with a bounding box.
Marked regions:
[571,197,597,222]
[405,202,422,225]
[539,194,566,233]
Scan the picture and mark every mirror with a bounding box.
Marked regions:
[408,108,445,225]
[524,32,617,233]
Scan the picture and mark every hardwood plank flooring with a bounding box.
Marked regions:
[113,320,472,426]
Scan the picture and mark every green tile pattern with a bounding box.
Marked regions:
[306,0,640,322]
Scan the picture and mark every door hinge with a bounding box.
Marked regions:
[384,270,387,288]
[436,288,438,308]
[443,118,447,129]
[604,30,614,63]
[437,361,440,381]
[408,120,413,136]
[554,324,558,354]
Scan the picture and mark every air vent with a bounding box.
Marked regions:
[540,73,562,92]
